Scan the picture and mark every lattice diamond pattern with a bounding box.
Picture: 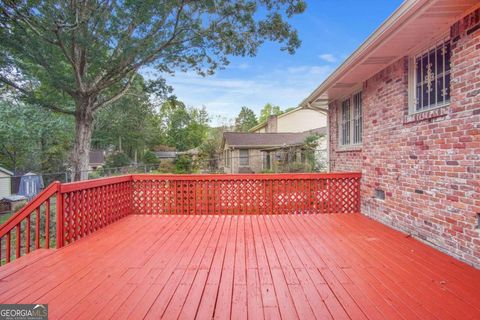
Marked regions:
[129,175,360,216]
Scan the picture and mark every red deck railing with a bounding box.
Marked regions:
[0,172,361,266]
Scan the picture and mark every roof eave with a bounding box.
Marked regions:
[0,167,14,176]
[299,0,427,107]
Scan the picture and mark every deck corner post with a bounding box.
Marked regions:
[56,182,64,249]
[129,175,135,215]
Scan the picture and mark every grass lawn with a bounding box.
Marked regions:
[0,212,13,226]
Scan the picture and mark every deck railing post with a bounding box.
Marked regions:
[357,176,361,213]
[56,182,64,249]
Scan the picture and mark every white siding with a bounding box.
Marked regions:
[276,109,326,132]
[0,171,11,199]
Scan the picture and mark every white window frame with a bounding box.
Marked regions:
[338,90,363,148]
[408,37,451,114]
[239,149,249,166]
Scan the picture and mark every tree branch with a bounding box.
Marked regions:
[0,76,75,115]
[92,72,137,112]
[92,1,186,92]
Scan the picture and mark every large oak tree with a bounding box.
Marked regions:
[0,0,305,180]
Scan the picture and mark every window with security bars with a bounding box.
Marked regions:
[340,92,362,146]
[414,40,451,111]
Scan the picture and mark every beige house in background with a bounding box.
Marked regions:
[249,106,327,133]
[222,129,327,174]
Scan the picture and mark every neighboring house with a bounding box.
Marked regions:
[0,166,13,199]
[300,1,480,266]
[89,150,106,170]
[154,151,178,163]
[178,147,200,160]
[249,106,327,133]
[222,129,326,173]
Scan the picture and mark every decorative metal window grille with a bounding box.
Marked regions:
[340,92,362,146]
[353,92,362,144]
[415,40,451,111]
[239,149,249,166]
[341,99,351,146]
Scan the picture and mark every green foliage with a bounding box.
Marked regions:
[235,107,258,132]
[0,98,73,172]
[92,77,162,158]
[0,1,305,178]
[258,103,283,123]
[105,152,131,169]
[143,151,160,166]
[304,133,321,149]
[88,167,105,180]
[160,101,210,151]
[157,161,176,174]
[198,126,225,172]
[261,169,275,174]
[304,133,323,171]
[174,155,195,174]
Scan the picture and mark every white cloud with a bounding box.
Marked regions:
[145,64,333,125]
[318,53,337,63]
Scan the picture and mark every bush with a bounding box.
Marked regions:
[105,152,131,168]
[143,150,160,166]
[88,167,105,179]
[174,155,195,174]
[157,161,175,173]
[261,169,275,173]
[288,162,307,173]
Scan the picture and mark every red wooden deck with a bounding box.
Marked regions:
[0,214,478,320]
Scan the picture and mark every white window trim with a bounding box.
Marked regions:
[338,90,363,149]
[407,36,451,115]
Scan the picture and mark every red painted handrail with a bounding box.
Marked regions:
[132,172,361,181]
[0,181,60,265]
[58,175,132,246]
[0,172,361,266]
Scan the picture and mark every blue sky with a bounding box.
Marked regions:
[160,0,403,124]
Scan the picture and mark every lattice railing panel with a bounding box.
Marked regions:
[132,173,361,215]
[60,176,132,245]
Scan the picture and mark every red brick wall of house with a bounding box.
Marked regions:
[328,24,480,267]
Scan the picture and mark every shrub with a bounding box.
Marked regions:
[174,155,195,174]
[105,152,131,168]
[143,150,160,166]
[157,161,175,173]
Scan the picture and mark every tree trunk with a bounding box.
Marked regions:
[71,99,95,181]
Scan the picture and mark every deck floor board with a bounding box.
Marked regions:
[0,213,479,320]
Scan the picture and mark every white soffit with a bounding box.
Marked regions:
[301,0,480,105]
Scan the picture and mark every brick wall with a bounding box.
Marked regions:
[328,25,480,267]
